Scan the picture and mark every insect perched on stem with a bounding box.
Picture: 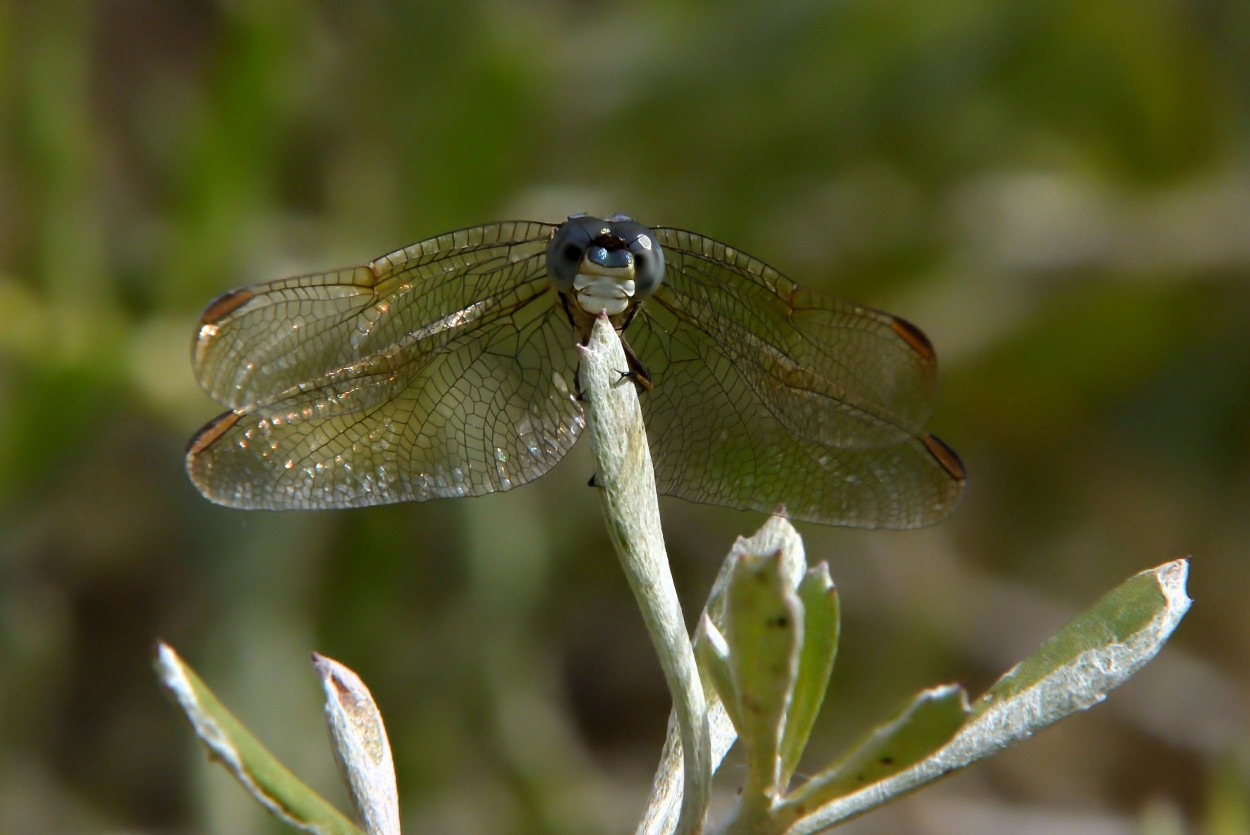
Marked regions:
[187,214,965,527]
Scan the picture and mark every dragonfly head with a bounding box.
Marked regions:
[547,214,665,316]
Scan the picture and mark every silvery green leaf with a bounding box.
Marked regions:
[779,565,840,786]
[783,560,1190,834]
[694,615,741,733]
[314,654,399,835]
[154,643,362,835]
[724,551,802,808]
[778,684,969,823]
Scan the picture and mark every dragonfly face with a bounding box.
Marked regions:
[546,213,665,319]
[187,215,965,527]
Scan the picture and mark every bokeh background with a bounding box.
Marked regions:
[2,1,1248,832]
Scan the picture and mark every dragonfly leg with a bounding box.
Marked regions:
[619,334,654,393]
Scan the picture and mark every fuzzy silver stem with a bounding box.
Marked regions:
[579,314,712,835]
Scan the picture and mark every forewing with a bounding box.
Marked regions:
[187,222,587,509]
[194,222,559,408]
[628,228,965,528]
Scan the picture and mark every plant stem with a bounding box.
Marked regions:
[579,314,712,835]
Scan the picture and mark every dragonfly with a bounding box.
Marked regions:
[187,214,965,528]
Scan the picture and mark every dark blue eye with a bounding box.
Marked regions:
[587,245,632,270]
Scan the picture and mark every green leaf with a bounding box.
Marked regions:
[976,559,1190,715]
[779,564,840,787]
[705,515,808,630]
[694,615,742,733]
[154,643,363,835]
[724,550,802,804]
[782,560,1191,834]
[640,516,804,834]
[314,654,399,835]
[780,684,969,818]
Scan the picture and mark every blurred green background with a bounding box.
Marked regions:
[1,0,1247,832]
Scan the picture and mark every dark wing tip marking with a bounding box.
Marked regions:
[890,317,935,360]
[921,434,967,482]
[199,288,255,325]
[186,409,243,456]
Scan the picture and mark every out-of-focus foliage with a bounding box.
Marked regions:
[0,1,1246,832]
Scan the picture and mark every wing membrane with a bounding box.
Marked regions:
[629,228,963,528]
[193,221,560,409]
[187,222,587,510]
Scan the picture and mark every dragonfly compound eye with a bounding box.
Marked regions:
[546,217,598,293]
[625,231,664,299]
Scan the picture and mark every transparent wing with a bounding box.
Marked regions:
[186,221,588,510]
[627,227,966,528]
